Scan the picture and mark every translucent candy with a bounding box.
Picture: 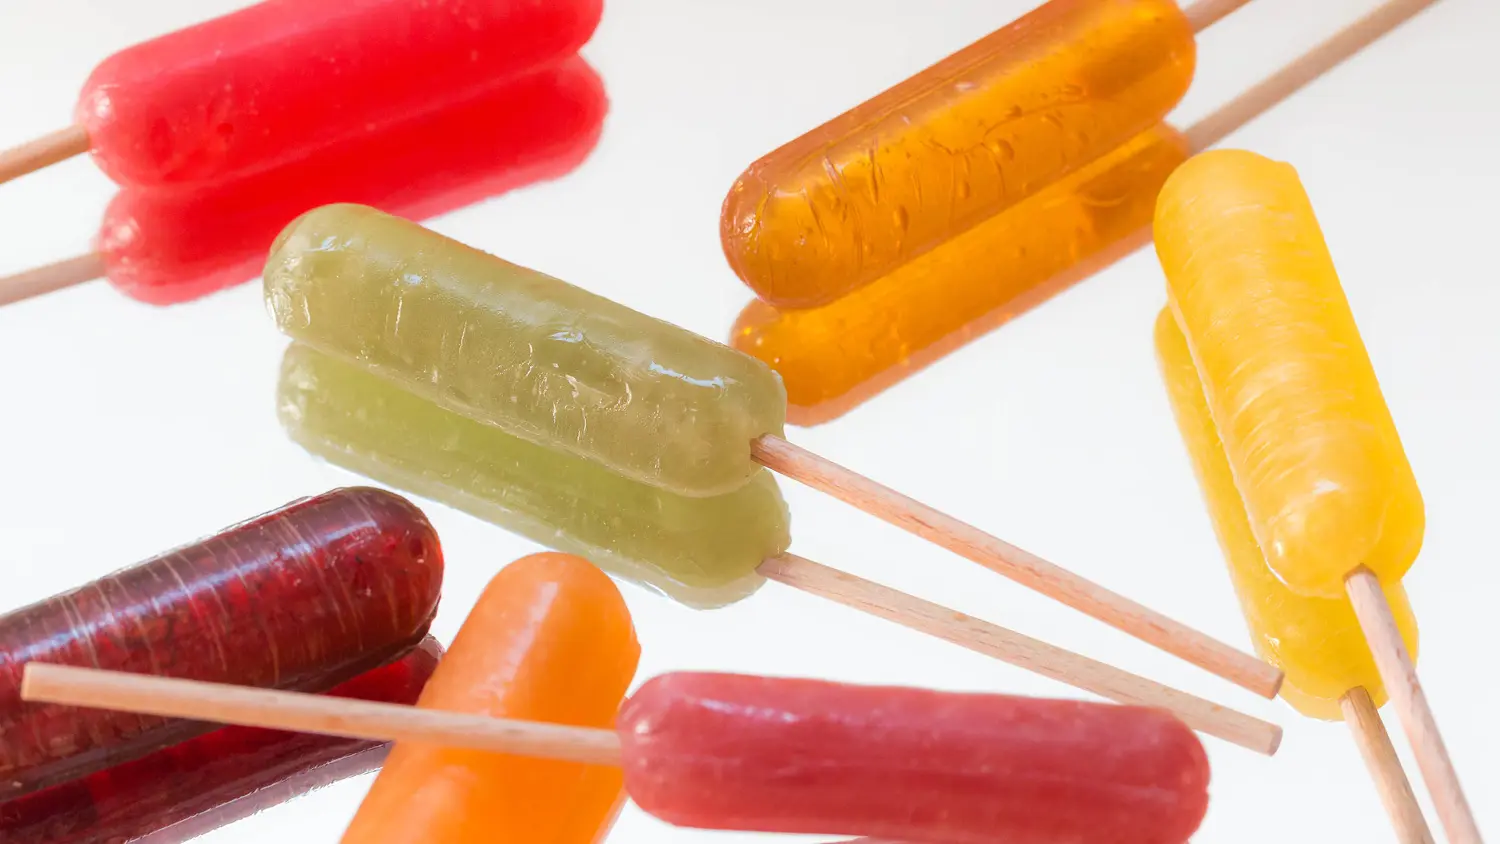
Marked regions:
[0,638,442,844]
[78,0,602,189]
[277,344,788,608]
[265,204,787,497]
[99,59,605,305]
[721,0,1194,308]
[735,125,1187,424]
[0,488,442,800]
[1155,150,1424,598]
[620,673,1209,844]
[1154,310,1419,720]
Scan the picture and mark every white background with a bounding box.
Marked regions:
[0,0,1496,841]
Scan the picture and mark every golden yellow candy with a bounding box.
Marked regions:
[1154,309,1418,720]
[721,0,1195,308]
[1155,150,1424,598]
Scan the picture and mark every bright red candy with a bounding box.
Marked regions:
[76,0,603,190]
[0,487,443,801]
[0,637,444,844]
[619,673,1210,844]
[97,58,606,305]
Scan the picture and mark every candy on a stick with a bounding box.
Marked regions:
[25,669,1213,844]
[623,673,1209,844]
[1154,149,1477,843]
[1154,310,1432,842]
[0,0,602,189]
[1153,310,1420,719]
[1158,152,1422,600]
[342,553,638,844]
[264,203,1279,698]
[274,349,1277,752]
[0,638,442,844]
[267,204,786,498]
[720,0,1198,308]
[0,487,442,800]
[732,0,1439,425]
[278,343,784,609]
[0,58,606,308]
[735,125,1187,424]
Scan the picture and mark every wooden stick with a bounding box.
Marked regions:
[1346,569,1482,844]
[1341,686,1435,844]
[21,663,623,767]
[1181,0,1253,32]
[0,125,90,186]
[752,436,1283,699]
[758,553,1282,755]
[0,252,105,307]
[1184,0,1443,151]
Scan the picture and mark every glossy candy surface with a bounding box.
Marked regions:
[721,0,1194,308]
[1155,150,1424,598]
[0,638,443,844]
[278,344,788,608]
[77,0,602,189]
[100,59,606,305]
[735,125,1186,424]
[620,673,1210,844]
[0,487,442,799]
[342,553,639,844]
[1154,311,1420,720]
[266,204,788,497]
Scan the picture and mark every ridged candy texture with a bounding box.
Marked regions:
[0,488,442,799]
[265,204,788,497]
[77,0,603,189]
[734,125,1187,424]
[1155,149,1424,598]
[278,344,790,609]
[1154,310,1419,719]
[620,673,1210,844]
[722,0,1194,308]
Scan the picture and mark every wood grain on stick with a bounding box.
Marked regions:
[752,436,1282,699]
[1185,0,1443,151]
[0,125,89,186]
[21,663,623,767]
[758,553,1282,755]
[1181,0,1253,32]
[0,252,104,306]
[1346,569,1482,844]
[1341,686,1434,844]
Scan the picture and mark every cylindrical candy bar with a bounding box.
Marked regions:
[0,638,442,844]
[721,0,1194,308]
[265,204,788,497]
[735,125,1186,424]
[100,59,606,305]
[342,553,639,844]
[619,673,1210,844]
[277,344,790,609]
[77,0,602,189]
[1155,150,1424,598]
[0,487,443,799]
[1154,310,1420,719]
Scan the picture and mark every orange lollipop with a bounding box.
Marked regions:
[340,552,640,844]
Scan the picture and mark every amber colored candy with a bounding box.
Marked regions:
[734,125,1187,424]
[721,0,1194,308]
[340,552,639,844]
[1154,310,1419,720]
[1155,150,1424,599]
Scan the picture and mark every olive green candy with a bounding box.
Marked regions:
[277,343,791,609]
[265,204,788,497]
